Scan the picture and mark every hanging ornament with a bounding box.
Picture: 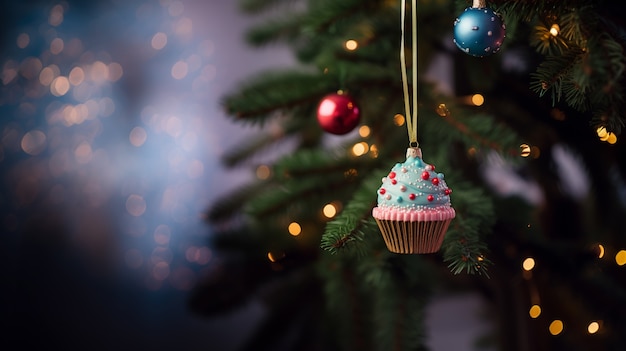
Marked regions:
[372,0,456,254]
[453,0,506,57]
[316,92,360,135]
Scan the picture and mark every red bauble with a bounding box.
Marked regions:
[316,93,360,135]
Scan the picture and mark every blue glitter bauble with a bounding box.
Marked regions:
[453,7,506,57]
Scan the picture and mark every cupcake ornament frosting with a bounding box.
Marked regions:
[372,147,455,253]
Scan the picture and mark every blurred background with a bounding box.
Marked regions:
[1,0,298,349]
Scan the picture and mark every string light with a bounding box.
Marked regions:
[288,222,302,236]
[393,113,405,126]
[588,321,600,334]
[345,39,358,51]
[615,250,626,266]
[471,94,484,106]
[358,125,371,137]
[520,143,531,157]
[435,103,449,117]
[596,244,605,258]
[549,24,560,36]
[352,142,369,156]
[549,320,564,335]
[529,305,542,318]
[256,164,271,180]
[323,203,338,218]
[522,257,536,271]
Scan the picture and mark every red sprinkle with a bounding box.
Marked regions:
[444,189,452,195]
[409,193,416,200]
[432,178,439,186]
[427,194,434,202]
[421,171,430,180]
[379,188,386,195]
[389,171,396,179]
[391,179,397,185]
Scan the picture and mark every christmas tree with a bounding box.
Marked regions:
[190,0,626,350]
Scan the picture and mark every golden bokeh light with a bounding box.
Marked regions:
[256,164,271,180]
[588,321,600,334]
[359,125,371,137]
[267,251,285,262]
[435,103,449,117]
[520,143,531,157]
[352,142,369,156]
[597,244,605,258]
[345,39,358,51]
[549,320,564,335]
[529,305,541,319]
[615,250,626,266]
[393,114,405,126]
[323,203,338,218]
[550,24,560,36]
[471,94,484,106]
[597,126,607,138]
[288,222,302,236]
[522,257,536,271]
[607,133,617,144]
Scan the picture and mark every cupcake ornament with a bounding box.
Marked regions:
[373,0,455,254]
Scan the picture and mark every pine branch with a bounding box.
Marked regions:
[320,172,383,256]
[441,182,496,277]
[221,70,338,121]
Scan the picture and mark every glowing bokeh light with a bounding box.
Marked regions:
[471,94,484,106]
[393,113,405,126]
[126,194,147,217]
[522,257,535,271]
[68,66,85,85]
[107,62,123,82]
[358,125,370,137]
[550,24,560,36]
[49,4,64,26]
[17,33,30,49]
[520,143,531,157]
[151,32,168,50]
[529,305,541,318]
[21,130,47,155]
[129,126,148,147]
[323,203,337,218]
[549,320,564,335]
[256,165,271,180]
[588,321,600,334]
[615,250,626,266]
[352,142,368,156]
[50,37,64,55]
[345,39,358,51]
[50,76,70,96]
[154,224,172,246]
[288,222,302,236]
